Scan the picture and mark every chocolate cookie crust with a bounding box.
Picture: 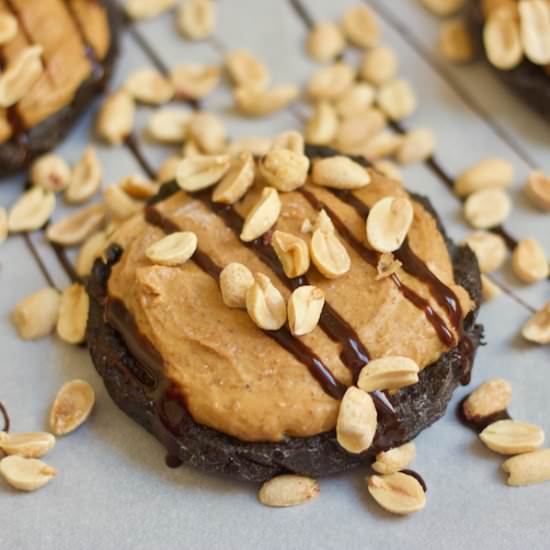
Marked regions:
[86,154,483,482]
[466,1,550,123]
[0,0,119,177]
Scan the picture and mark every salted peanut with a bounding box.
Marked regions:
[125,68,174,105]
[176,155,230,192]
[212,152,255,204]
[479,420,544,455]
[288,286,325,337]
[463,230,507,273]
[341,4,380,48]
[120,175,158,200]
[76,230,108,276]
[0,45,43,108]
[271,130,304,155]
[157,156,182,184]
[374,160,402,182]
[0,207,7,244]
[104,185,142,221]
[258,475,320,508]
[226,137,272,157]
[396,128,436,165]
[182,140,202,159]
[177,0,215,40]
[147,108,190,143]
[272,231,310,278]
[30,154,71,192]
[525,171,550,211]
[372,443,416,475]
[65,147,102,204]
[240,187,281,242]
[96,89,135,145]
[57,284,89,344]
[234,85,299,117]
[439,18,475,63]
[455,157,514,197]
[312,156,371,190]
[362,132,403,162]
[258,149,310,192]
[518,0,550,65]
[7,187,55,232]
[219,262,254,309]
[376,79,417,121]
[334,83,375,118]
[0,455,56,492]
[12,287,60,341]
[366,197,414,253]
[334,108,387,153]
[50,379,95,436]
[463,188,511,229]
[420,0,464,16]
[367,472,426,515]
[336,387,377,454]
[170,63,221,100]
[483,5,523,70]
[145,232,197,267]
[46,203,105,247]
[376,252,402,280]
[502,449,550,486]
[463,378,512,421]
[310,211,351,279]
[357,356,419,392]
[225,49,270,91]
[306,22,345,62]
[307,63,355,101]
[124,0,175,19]
[246,273,286,330]
[512,238,549,283]
[481,274,503,301]
[187,111,226,154]
[305,101,339,146]
[0,432,55,459]
[0,13,17,45]
[522,300,550,344]
[360,46,398,86]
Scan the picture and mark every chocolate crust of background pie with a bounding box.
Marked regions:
[0,0,119,178]
[86,156,483,483]
[466,0,550,123]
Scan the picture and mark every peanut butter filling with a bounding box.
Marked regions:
[107,170,473,443]
[0,0,111,139]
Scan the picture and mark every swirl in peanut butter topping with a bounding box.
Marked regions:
[106,148,474,442]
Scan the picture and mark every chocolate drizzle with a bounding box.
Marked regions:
[191,191,371,383]
[125,134,157,180]
[145,205,347,400]
[299,188,458,349]
[0,402,10,432]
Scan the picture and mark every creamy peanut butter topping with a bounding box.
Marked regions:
[0,0,111,137]
[108,170,473,443]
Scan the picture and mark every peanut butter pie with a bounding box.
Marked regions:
[0,0,117,176]
[87,144,483,482]
[467,0,550,122]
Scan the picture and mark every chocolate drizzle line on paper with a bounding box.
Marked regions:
[0,402,10,432]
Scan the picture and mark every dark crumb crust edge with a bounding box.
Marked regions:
[0,0,119,178]
[86,154,483,483]
[466,0,550,123]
